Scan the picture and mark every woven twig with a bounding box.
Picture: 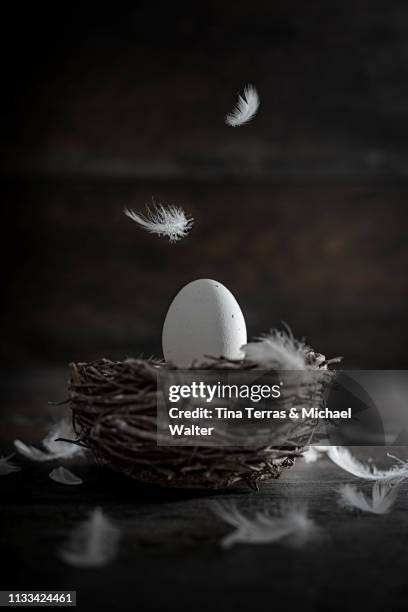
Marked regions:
[67,355,331,490]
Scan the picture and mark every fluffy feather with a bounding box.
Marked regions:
[225,84,260,127]
[59,508,120,568]
[243,328,311,370]
[327,446,408,480]
[302,446,330,463]
[14,417,83,462]
[124,203,193,242]
[49,467,83,486]
[338,481,399,514]
[213,502,322,549]
[0,454,21,475]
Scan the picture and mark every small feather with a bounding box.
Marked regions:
[327,446,408,480]
[243,328,311,370]
[125,203,193,242]
[42,418,82,459]
[302,446,330,463]
[338,481,399,514]
[0,454,21,475]
[14,418,83,462]
[14,440,52,462]
[213,502,322,549]
[59,508,120,568]
[225,84,260,127]
[49,467,83,486]
[327,447,408,480]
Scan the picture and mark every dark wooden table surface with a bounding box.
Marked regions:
[2,398,408,612]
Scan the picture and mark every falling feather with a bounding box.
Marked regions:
[0,454,21,475]
[124,203,193,242]
[327,446,408,480]
[49,467,83,486]
[338,481,399,514]
[14,417,83,462]
[225,84,260,127]
[59,508,120,568]
[213,502,322,549]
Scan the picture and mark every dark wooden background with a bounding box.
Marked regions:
[3,1,408,377]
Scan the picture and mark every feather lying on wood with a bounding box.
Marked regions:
[42,418,83,458]
[59,508,120,568]
[49,466,83,486]
[14,440,53,462]
[124,203,193,242]
[338,481,399,514]
[14,417,83,462]
[0,454,21,475]
[225,84,260,127]
[213,502,322,549]
[243,328,312,370]
[327,446,408,480]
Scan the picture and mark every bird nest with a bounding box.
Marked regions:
[68,350,333,490]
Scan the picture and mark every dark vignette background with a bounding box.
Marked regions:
[3,1,408,381]
[2,3,408,610]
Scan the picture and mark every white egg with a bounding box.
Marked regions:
[162,279,247,367]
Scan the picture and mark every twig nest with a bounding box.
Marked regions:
[68,339,333,489]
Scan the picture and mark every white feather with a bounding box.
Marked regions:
[49,467,83,486]
[59,508,120,568]
[327,446,408,480]
[225,84,260,127]
[0,454,21,475]
[43,418,83,458]
[125,203,193,242]
[243,329,311,370]
[302,446,330,463]
[213,502,322,549]
[14,441,53,462]
[338,481,399,514]
[14,417,83,462]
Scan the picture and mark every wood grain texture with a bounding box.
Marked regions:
[1,453,408,611]
[4,179,408,368]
